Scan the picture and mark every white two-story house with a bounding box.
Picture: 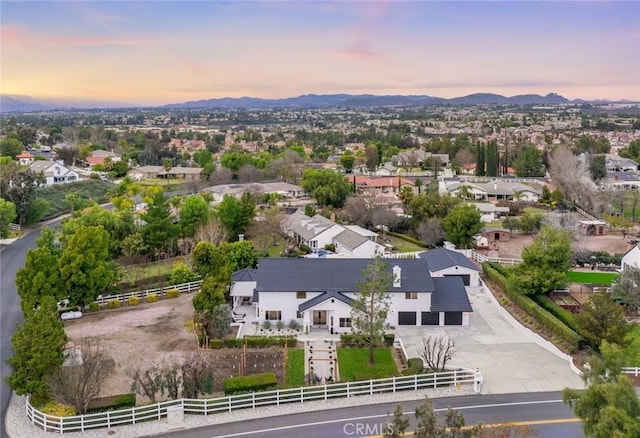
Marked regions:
[29,160,79,186]
[241,258,472,334]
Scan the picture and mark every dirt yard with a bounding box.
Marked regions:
[64,294,289,403]
[481,230,632,260]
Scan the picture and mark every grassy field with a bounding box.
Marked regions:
[522,206,548,215]
[566,271,618,285]
[285,349,305,387]
[623,324,640,364]
[118,258,181,288]
[385,235,425,253]
[337,348,397,381]
[37,180,113,220]
[267,241,287,258]
[134,179,187,191]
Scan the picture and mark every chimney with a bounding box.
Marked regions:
[392,265,401,287]
[493,182,497,191]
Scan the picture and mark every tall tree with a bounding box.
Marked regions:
[179,195,211,238]
[301,168,351,208]
[475,143,485,176]
[513,146,545,177]
[510,228,572,296]
[612,266,640,313]
[0,198,17,237]
[485,141,499,177]
[441,204,483,249]
[0,136,24,158]
[0,166,43,225]
[16,227,63,312]
[140,191,178,256]
[575,292,631,349]
[58,225,116,307]
[7,296,67,406]
[215,192,256,241]
[350,257,392,364]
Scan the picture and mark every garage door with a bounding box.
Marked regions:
[421,312,440,326]
[444,312,463,325]
[398,312,417,326]
[444,274,470,286]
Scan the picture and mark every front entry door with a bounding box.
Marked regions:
[313,310,327,325]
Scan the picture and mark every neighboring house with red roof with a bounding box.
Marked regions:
[85,150,121,169]
[350,175,416,197]
[16,151,35,166]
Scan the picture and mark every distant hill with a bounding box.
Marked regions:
[162,92,572,109]
[2,91,633,113]
[0,95,137,113]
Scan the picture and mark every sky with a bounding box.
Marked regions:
[1,1,639,106]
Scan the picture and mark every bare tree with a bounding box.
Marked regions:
[455,149,475,169]
[418,336,455,371]
[194,217,227,245]
[543,212,581,241]
[181,352,215,398]
[246,206,285,254]
[160,361,181,400]
[128,363,164,403]
[49,338,115,414]
[547,146,601,214]
[210,167,233,185]
[237,164,264,183]
[371,207,400,234]
[416,218,445,247]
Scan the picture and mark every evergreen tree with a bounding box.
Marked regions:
[140,191,178,256]
[474,143,485,176]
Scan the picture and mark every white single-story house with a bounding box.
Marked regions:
[445,180,542,202]
[282,210,383,257]
[418,247,481,287]
[621,245,640,271]
[29,160,79,186]
[232,258,472,334]
[203,182,307,203]
[470,202,510,223]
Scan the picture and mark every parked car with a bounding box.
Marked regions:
[60,311,83,320]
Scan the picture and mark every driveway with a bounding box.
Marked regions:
[396,285,586,394]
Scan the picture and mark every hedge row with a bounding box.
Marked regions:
[482,262,583,351]
[340,333,395,347]
[209,336,297,349]
[223,372,277,395]
[87,393,136,413]
[533,294,581,335]
[386,231,428,248]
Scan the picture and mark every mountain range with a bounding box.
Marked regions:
[0,92,632,113]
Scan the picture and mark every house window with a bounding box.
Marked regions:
[265,311,282,321]
[296,291,307,299]
[296,311,303,319]
[339,318,352,328]
[405,292,418,300]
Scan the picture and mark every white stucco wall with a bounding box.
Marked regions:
[621,246,640,271]
[310,225,345,249]
[430,266,480,287]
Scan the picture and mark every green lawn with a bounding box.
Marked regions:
[623,324,640,364]
[522,206,548,215]
[337,348,397,381]
[385,235,425,253]
[566,271,618,285]
[267,241,287,258]
[285,349,305,387]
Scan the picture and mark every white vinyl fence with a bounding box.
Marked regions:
[623,367,640,377]
[471,250,522,266]
[26,369,477,433]
[93,280,203,307]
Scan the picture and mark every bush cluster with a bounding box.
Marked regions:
[165,288,180,299]
[483,262,582,351]
[209,336,297,349]
[107,299,120,309]
[146,293,158,303]
[87,393,136,413]
[223,372,277,395]
[40,401,77,417]
[127,296,140,306]
[340,333,395,348]
[88,302,100,312]
[387,231,428,248]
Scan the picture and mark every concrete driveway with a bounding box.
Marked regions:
[396,285,586,394]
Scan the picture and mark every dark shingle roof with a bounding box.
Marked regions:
[298,290,354,312]
[418,248,480,272]
[232,268,258,282]
[256,258,434,293]
[431,277,473,312]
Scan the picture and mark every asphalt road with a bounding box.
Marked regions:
[0,222,60,438]
[156,392,583,438]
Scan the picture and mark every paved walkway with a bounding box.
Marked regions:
[306,339,338,384]
[397,285,585,394]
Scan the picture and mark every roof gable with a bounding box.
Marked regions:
[418,248,480,272]
[256,258,435,293]
[298,290,354,312]
[431,277,473,312]
[232,268,258,282]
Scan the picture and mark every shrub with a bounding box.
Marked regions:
[223,372,277,395]
[276,320,285,330]
[88,302,100,312]
[128,296,140,306]
[288,319,299,330]
[407,358,423,373]
[209,339,223,349]
[383,333,395,347]
[87,393,136,413]
[324,243,336,252]
[146,293,158,303]
[223,339,244,348]
[40,401,77,417]
[107,299,120,309]
[262,320,271,330]
[534,294,580,332]
[165,288,180,299]
[169,262,200,285]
